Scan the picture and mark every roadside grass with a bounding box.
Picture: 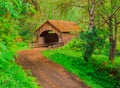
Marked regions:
[0,42,41,88]
[42,48,120,88]
[11,42,29,53]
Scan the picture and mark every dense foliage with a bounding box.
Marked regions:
[0,41,40,88]
[80,27,108,61]
[0,0,41,88]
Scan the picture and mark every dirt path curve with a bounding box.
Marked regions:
[16,48,88,88]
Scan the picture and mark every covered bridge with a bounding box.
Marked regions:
[36,20,82,46]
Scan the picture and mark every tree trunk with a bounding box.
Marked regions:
[109,40,116,61]
[84,0,96,61]
[88,0,95,30]
[108,16,117,61]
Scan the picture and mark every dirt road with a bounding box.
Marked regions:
[16,48,88,88]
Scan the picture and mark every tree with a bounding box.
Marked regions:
[56,0,105,61]
[99,0,120,61]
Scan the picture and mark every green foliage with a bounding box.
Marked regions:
[81,28,108,49]
[12,42,28,52]
[0,0,37,43]
[64,28,109,60]
[63,38,83,51]
[0,11,39,85]
[0,41,40,88]
[0,0,41,87]
[42,48,120,88]
[81,27,108,61]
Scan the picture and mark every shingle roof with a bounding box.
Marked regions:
[37,20,81,32]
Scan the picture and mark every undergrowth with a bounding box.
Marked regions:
[42,48,120,88]
[0,42,40,88]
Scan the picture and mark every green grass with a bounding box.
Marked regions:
[0,42,41,88]
[42,48,120,88]
[11,42,29,52]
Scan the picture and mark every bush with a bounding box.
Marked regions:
[64,28,109,57]
[64,38,83,51]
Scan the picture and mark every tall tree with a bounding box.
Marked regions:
[56,0,104,61]
[99,0,120,61]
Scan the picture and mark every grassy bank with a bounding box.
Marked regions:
[0,42,41,88]
[42,48,120,88]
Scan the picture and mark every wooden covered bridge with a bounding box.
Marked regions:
[34,20,82,47]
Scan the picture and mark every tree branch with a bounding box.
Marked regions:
[116,22,120,25]
[70,4,87,9]
[95,0,103,6]
[99,12,108,24]
[111,6,120,17]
